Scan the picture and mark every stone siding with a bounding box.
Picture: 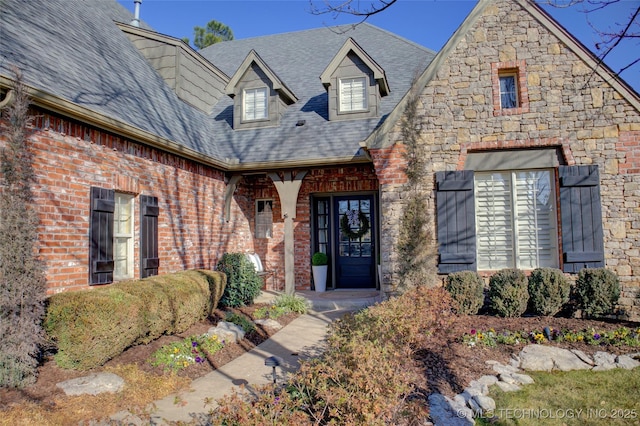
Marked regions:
[376,0,640,319]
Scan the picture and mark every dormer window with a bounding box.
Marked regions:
[339,77,368,112]
[243,87,268,121]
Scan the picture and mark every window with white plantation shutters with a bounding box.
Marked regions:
[514,171,557,269]
[243,87,268,121]
[339,77,367,112]
[475,172,514,270]
[114,193,134,280]
[475,169,558,270]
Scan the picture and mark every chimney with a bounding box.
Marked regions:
[130,0,142,27]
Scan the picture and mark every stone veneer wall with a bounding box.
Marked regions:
[375,0,640,319]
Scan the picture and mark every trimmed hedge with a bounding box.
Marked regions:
[44,270,226,370]
[216,253,262,307]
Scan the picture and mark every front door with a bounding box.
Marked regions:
[334,195,375,288]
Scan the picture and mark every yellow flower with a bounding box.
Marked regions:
[183,361,189,367]
[577,335,584,341]
[211,335,218,341]
[174,347,179,353]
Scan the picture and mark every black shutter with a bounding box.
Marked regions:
[559,165,605,273]
[436,170,477,273]
[140,195,159,278]
[89,187,115,285]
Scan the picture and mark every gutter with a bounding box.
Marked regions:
[0,75,372,173]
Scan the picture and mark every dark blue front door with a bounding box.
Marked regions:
[334,195,375,288]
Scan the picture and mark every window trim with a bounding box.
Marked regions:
[492,60,529,116]
[243,87,269,122]
[338,76,368,113]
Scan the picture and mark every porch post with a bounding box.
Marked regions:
[268,171,307,295]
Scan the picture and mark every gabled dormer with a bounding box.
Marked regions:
[225,50,297,130]
[117,22,229,114]
[320,38,390,121]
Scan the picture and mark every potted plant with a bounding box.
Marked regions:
[311,252,329,292]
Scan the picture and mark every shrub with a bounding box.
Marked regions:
[573,268,620,318]
[527,268,570,316]
[0,69,47,388]
[445,271,485,315]
[211,286,453,424]
[44,270,225,370]
[488,269,529,317]
[311,252,328,266]
[216,253,262,307]
[44,287,144,370]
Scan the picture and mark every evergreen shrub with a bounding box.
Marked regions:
[573,268,620,318]
[488,268,529,317]
[527,268,570,316]
[445,271,485,315]
[216,253,262,307]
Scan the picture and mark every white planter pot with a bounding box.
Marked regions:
[312,265,328,292]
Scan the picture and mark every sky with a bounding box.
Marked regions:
[117,0,640,93]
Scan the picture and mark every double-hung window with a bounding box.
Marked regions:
[339,77,367,112]
[114,193,134,280]
[475,169,558,270]
[89,187,159,284]
[243,87,268,121]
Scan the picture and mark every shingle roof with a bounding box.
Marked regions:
[0,0,436,169]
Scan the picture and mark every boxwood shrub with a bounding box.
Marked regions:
[44,269,225,370]
[573,268,620,318]
[445,271,485,315]
[488,268,529,317]
[527,268,570,316]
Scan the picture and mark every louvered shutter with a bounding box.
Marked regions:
[475,172,514,270]
[436,170,477,273]
[559,165,604,272]
[89,187,115,285]
[514,171,558,269]
[340,78,367,112]
[140,195,159,278]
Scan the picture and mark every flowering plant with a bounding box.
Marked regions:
[150,333,224,372]
[461,327,640,348]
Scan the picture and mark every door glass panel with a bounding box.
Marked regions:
[338,198,372,258]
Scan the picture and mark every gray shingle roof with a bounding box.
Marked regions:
[0,0,436,168]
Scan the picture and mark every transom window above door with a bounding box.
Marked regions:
[339,77,367,112]
[243,87,268,121]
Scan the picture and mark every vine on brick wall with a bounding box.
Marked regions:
[0,68,47,388]
[395,83,437,292]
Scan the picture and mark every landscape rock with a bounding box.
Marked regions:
[593,351,616,368]
[254,318,283,330]
[208,321,245,344]
[509,372,534,385]
[492,363,520,375]
[570,349,594,366]
[473,395,496,412]
[56,372,124,396]
[474,375,498,386]
[428,393,474,426]
[518,345,591,371]
[494,381,521,392]
[616,354,640,370]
